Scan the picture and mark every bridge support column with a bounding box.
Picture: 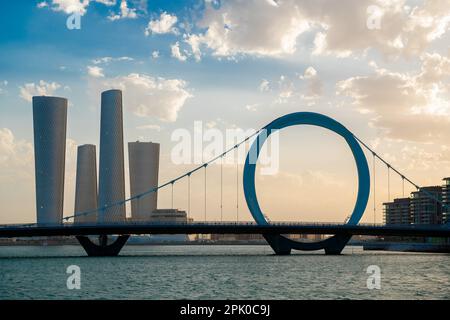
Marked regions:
[323,234,352,255]
[76,235,129,257]
[264,234,292,255]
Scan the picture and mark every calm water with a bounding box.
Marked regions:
[0,245,448,299]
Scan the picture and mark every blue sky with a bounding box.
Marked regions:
[0,0,449,224]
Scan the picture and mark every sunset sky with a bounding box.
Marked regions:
[0,0,449,224]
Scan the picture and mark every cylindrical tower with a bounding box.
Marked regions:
[98,89,126,223]
[128,141,160,221]
[32,96,67,225]
[74,144,98,224]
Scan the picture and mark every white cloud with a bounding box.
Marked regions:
[186,0,309,58]
[0,81,7,95]
[152,50,159,59]
[184,0,450,60]
[171,42,187,61]
[92,56,134,64]
[337,52,450,142]
[0,128,33,181]
[300,66,323,101]
[87,65,105,78]
[37,2,49,8]
[90,73,192,122]
[108,0,137,21]
[245,104,258,112]
[259,79,270,92]
[41,0,116,16]
[145,12,178,35]
[19,80,62,102]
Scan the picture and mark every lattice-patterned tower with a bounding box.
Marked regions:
[98,89,126,223]
[74,144,98,224]
[128,141,160,221]
[32,96,67,225]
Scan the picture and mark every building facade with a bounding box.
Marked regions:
[98,89,126,223]
[383,198,411,225]
[32,96,67,225]
[74,144,98,224]
[410,186,443,225]
[443,178,450,224]
[128,141,160,221]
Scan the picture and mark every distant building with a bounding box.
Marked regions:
[32,96,67,225]
[411,186,443,225]
[150,209,188,223]
[128,141,160,221]
[98,89,126,223]
[74,144,97,224]
[443,178,450,224]
[383,198,411,225]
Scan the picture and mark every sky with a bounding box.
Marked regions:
[0,0,449,224]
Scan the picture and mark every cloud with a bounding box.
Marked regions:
[90,73,192,122]
[145,12,178,35]
[108,0,137,21]
[40,0,116,16]
[171,42,187,61]
[259,79,270,92]
[299,66,323,101]
[337,52,450,142]
[19,80,62,102]
[0,128,33,182]
[151,50,159,59]
[92,56,133,64]
[184,0,450,60]
[87,65,105,78]
[37,2,49,8]
[0,80,7,95]
[185,0,309,59]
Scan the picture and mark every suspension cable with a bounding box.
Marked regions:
[187,173,191,222]
[236,160,239,222]
[220,155,223,222]
[372,152,376,224]
[204,164,207,222]
[387,164,391,202]
[353,135,448,210]
[171,181,174,209]
[64,127,262,222]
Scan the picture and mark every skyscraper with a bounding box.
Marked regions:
[442,178,450,224]
[128,141,160,221]
[98,89,126,223]
[32,96,67,225]
[74,144,98,224]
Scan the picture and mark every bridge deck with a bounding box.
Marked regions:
[0,222,449,238]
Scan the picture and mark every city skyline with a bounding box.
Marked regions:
[1,0,450,225]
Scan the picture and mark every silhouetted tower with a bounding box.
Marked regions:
[128,141,160,221]
[32,96,67,225]
[98,89,126,223]
[74,144,98,224]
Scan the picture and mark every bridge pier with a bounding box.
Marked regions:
[76,235,129,257]
[264,234,292,255]
[323,234,352,255]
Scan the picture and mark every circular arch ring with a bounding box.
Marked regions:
[243,112,370,252]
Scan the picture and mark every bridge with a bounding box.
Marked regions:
[3,112,449,256]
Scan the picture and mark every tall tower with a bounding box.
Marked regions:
[128,141,160,221]
[98,89,126,223]
[74,144,98,224]
[32,96,67,225]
